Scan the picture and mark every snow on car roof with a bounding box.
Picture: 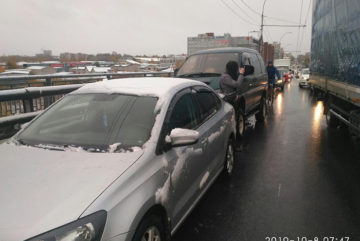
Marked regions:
[73,77,204,97]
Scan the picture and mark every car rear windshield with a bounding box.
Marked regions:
[302,69,310,74]
[177,52,239,76]
[17,93,158,152]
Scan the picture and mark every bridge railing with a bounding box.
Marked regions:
[0,71,173,139]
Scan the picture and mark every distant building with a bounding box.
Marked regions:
[26,66,56,75]
[135,57,161,64]
[35,50,52,58]
[0,69,30,76]
[43,50,52,57]
[273,42,285,59]
[187,33,259,55]
[263,42,275,64]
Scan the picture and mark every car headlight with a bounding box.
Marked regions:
[277,79,283,83]
[26,211,107,241]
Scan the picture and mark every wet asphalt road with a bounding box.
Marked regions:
[173,80,360,241]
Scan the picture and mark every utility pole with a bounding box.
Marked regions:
[259,0,267,56]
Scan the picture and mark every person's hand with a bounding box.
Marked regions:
[235,95,239,101]
[239,67,245,75]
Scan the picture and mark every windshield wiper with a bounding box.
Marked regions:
[178,72,221,77]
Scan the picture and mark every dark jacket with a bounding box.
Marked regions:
[266,66,280,83]
[220,73,244,96]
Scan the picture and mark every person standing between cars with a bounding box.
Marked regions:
[266,60,281,100]
[220,61,245,104]
[220,61,245,143]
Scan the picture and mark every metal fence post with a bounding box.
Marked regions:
[45,77,52,86]
[45,77,54,106]
[22,99,33,113]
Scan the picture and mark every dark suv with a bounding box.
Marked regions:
[176,47,268,137]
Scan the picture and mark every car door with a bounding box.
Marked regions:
[241,52,257,113]
[256,54,268,90]
[157,88,209,226]
[254,54,268,103]
[192,87,226,185]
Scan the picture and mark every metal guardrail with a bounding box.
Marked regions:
[0,71,173,139]
[0,71,173,89]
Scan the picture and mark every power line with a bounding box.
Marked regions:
[263,24,306,27]
[296,0,304,53]
[263,20,273,42]
[239,0,299,24]
[239,0,262,16]
[265,16,299,25]
[299,0,312,50]
[231,0,259,24]
[220,0,258,26]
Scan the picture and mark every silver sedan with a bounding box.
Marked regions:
[0,77,236,241]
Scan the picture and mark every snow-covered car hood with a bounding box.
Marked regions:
[0,143,143,241]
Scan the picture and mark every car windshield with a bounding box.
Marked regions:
[302,69,310,75]
[17,93,158,152]
[177,52,239,77]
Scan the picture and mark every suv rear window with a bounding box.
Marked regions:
[177,53,239,76]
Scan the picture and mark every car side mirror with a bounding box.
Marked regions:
[243,65,254,76]
[174,68,179,76]
[165,128,199,147]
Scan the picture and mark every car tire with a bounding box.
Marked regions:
[132,215,166,241]
[255,97,266,122]
[223,137,235,177]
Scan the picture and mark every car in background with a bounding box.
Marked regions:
[0,77,236,241]
[176,47,268,138]
[276,69,287,91]
[284,72,292,82]
[299,68,310,88]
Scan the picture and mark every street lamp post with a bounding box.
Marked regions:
[279,32,292,45]
[279,32,292,58]
[248,30,260,47]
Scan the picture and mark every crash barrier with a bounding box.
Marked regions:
[0,71,173,139]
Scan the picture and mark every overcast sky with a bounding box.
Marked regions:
[0,0,312,56]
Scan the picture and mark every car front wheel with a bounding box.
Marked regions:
[133,215,165,241]
[255,97,266,122]
[223,137,235,177]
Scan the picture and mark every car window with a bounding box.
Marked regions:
[177,52,239,76]
[257,54,266,73]
[194,91,220,124]
[168,93,198,131]
[18,94,158,151]
[249,53,261,76]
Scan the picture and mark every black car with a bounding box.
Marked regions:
[176,47,268,138]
